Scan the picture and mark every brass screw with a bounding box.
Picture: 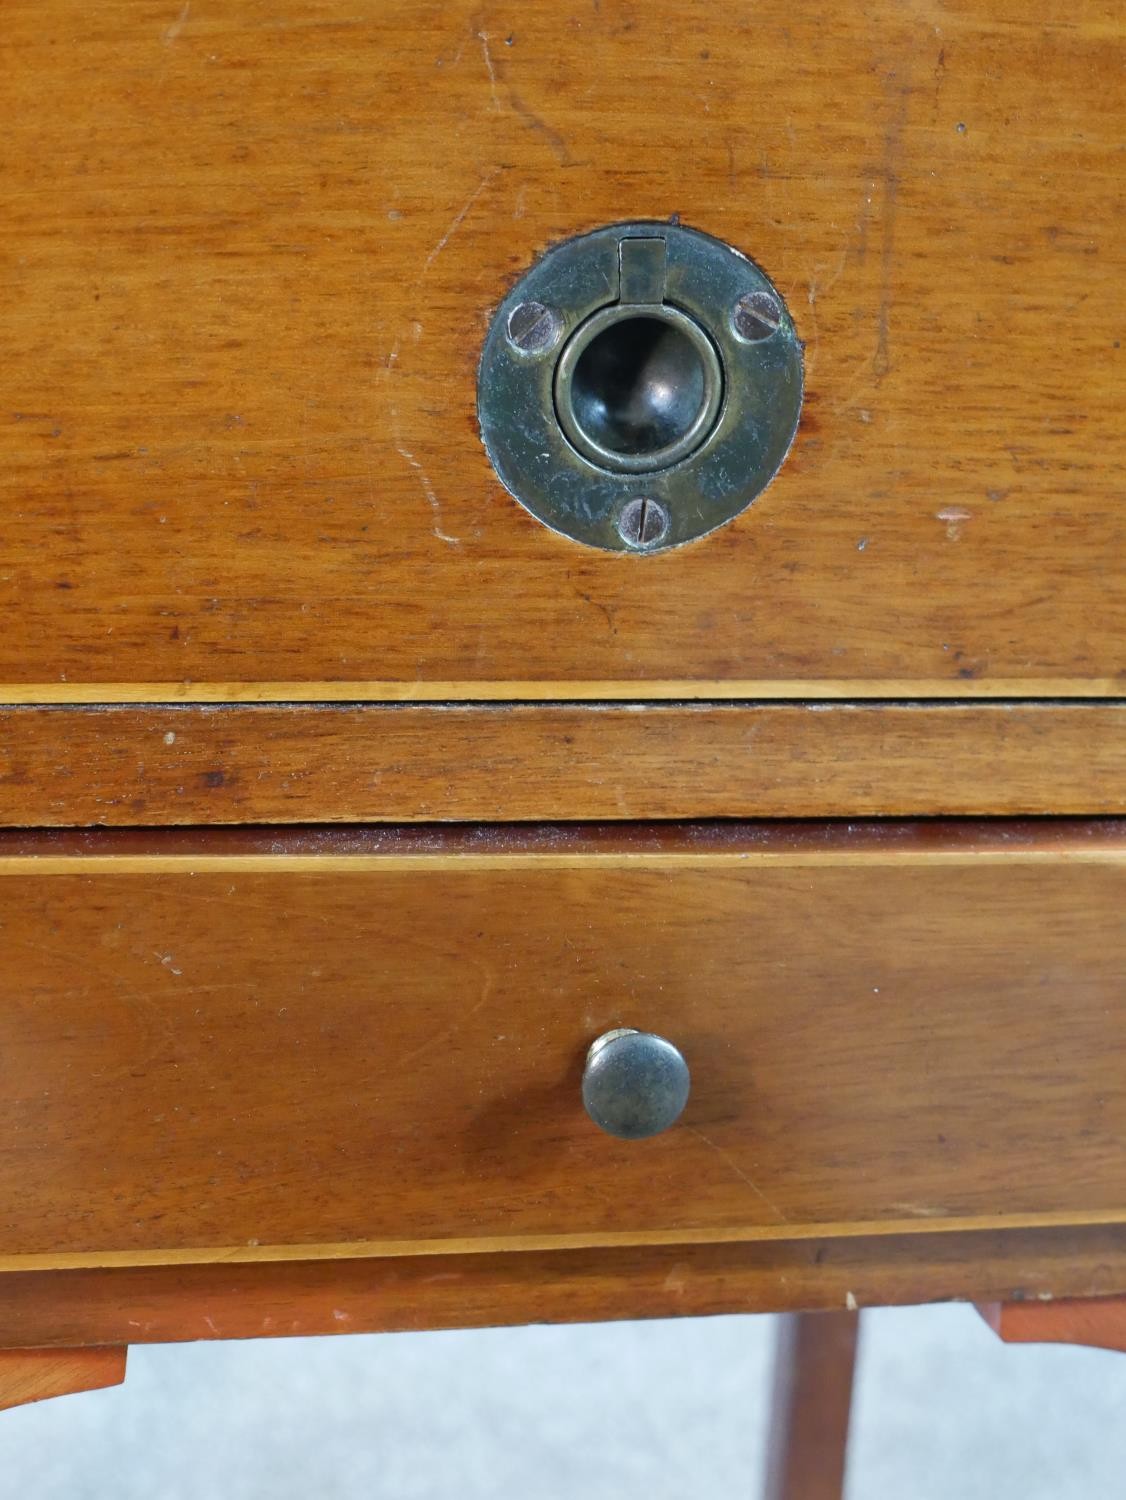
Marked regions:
[617,497,670,549]
[506,300,563,355]
[732,289,782,342]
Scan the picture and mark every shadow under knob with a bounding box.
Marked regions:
[582,1028,691,1140]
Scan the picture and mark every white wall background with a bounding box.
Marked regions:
[3,1304,1126,1498]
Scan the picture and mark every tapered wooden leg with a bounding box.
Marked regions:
[763,1312,860,1500]
[0,1346,127,1412]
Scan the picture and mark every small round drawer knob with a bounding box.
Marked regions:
[582,1028,691,1140]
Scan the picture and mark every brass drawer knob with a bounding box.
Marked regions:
[582,1028,691,1140]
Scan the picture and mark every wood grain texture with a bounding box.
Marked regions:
[0,1346,126,1410]
[977,1296,1126,1353]
[764,1313,858,1500]
[0,823,1123,1269]
[2,0,1123,700]
[2,703,1124,826]
[4,1225,1126,1349]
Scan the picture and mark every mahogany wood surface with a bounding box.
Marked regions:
[0,823,1122,1269]
[1,703,1123,826]
[4,1225,1126,1350]
[0,1346,126,1411]
[3,0,1123,701]
[763,1313,858,1500]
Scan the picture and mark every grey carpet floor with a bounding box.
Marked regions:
[3,1304,1126,1497]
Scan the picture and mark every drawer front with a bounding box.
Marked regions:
[0,826,1123,1268]
[2,1,1123,701]
[3,703,1126,827]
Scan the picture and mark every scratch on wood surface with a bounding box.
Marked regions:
[803,282,820,377]
[932,43,947,116]
[477,30,501,111]
[507,89,574,165]
[686,1126,790,1225]
[391,418,460,546]
[805,195,870,381]
[664,1263,691,1295]
[422,172,499,277]
[385,169,497,542]
[163,1,190,44]
[472,24,573,164]
[874,77,912,384]
[395,961,495,1070]
[808,245,849,315]
[358,436,379,508]
[395,437,459,545]
[818,187,882,408]
[936,505,972,540]
[298,395,314,479]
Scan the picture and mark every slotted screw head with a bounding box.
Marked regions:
[732,289,782,342]
[616,497,670,549]
[506,300,564,355]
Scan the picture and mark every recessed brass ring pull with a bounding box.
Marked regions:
[478,221,803,553]
[554,301,725,475]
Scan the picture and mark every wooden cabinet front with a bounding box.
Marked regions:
[1,824,1123,1271]
[2,0,1122,702]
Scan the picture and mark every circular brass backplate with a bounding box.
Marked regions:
[477,221,803,553]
